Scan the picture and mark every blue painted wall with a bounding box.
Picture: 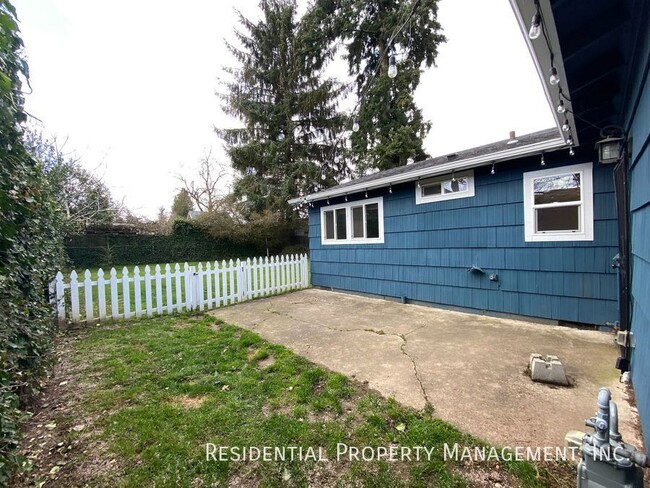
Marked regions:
[309,154,619,326]
[626,18,650,445]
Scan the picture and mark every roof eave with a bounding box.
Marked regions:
[507,0,577,145]
[289,136,565,204]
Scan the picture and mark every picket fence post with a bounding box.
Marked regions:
[55,271,66,325]
[97,268,107,320]
[196,263,204,311]
[134,266,142,318]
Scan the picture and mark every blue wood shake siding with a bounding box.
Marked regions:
[627,21,650,445]
[309,154,619,326]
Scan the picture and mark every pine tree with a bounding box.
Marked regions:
[171,189,193,219]
[316,0,445,174]
[218,0,348,219]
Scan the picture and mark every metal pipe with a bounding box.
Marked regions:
[593,388,611,447]
[609,400,622,443]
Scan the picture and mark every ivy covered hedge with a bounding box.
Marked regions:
[65,220,264,269]
[1,1,65,481]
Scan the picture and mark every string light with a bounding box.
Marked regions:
[277,131,285,141]
[388,55,397,79]
[562,118,570,132]
[352,118,360,132]
[345,194,348,202]
[389,185,393,194]
[365,190,368,198]
[451,170,456,182]
[327,198,330,204]
[533,7,578,150]
[540,153,545,166]
[528,1,541,39]
[490,163,495,175]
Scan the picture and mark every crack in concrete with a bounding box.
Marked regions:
[323,324,431,409]
[404,324,428,337]
[398,335,431,408]
[224,308,432,410]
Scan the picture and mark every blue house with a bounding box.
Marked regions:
[509,0,650,449]
[289,0,650,444]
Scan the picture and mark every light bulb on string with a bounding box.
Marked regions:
[352,118,360,132]
[557,100,567,113]
[528,11,541,39]
[569,147,575,156]
[365,190,368,198]
[277,131,285,141]
[327,198,330,205]
[451,171,456,182]
[389,185,393,194]
[388,55,397,79]
[321,173,326,181]
[540,153,546,166]
[345,194,348,202]
[566,135,574,145]
[562,119,570,132]
[549,67,560,85]
[490,163,495,175]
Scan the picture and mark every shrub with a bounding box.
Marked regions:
[0,1,65,480]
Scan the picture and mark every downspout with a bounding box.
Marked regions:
[612,145,631,372]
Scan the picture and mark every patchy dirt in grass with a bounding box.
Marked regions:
[171,394,208,409]
[257,355,276,369]
[11,330,122,487]
[452,462,523,488]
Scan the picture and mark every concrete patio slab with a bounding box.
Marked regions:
[210,289,642,449]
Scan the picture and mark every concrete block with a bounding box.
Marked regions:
[529,353,569,386]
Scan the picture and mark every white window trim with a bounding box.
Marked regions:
[523,162,594,242]
[320,196,385,245]
[415,170,475,204]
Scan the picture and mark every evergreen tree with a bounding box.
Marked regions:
[316,0,445,174]
[171,189,193,219]
[218,0,348,219]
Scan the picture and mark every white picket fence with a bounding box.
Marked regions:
[50,254,309,325]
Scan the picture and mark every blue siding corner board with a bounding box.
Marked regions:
[626,18,650,446]
[309,154,619,327]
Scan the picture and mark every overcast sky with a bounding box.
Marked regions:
[14,0,554,218]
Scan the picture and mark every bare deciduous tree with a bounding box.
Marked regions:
[24,128,124,232]
[175,149,230,213]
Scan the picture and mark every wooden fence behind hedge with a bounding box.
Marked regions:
[51,254,309,325]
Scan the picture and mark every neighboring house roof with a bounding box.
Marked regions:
[187,210,203,219]
[289,127,565,204]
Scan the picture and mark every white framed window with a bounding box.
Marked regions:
[321,197,384,245]
[415,170,475,204]
[523,162,594,242]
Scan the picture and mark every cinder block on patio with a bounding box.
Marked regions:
[529,353,569,386]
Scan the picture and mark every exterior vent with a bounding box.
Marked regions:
[507,130,519,145]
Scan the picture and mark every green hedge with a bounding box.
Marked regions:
[65,233,263,269]
[1,2,66,481]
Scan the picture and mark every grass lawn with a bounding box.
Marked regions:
[14,313,574,487]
